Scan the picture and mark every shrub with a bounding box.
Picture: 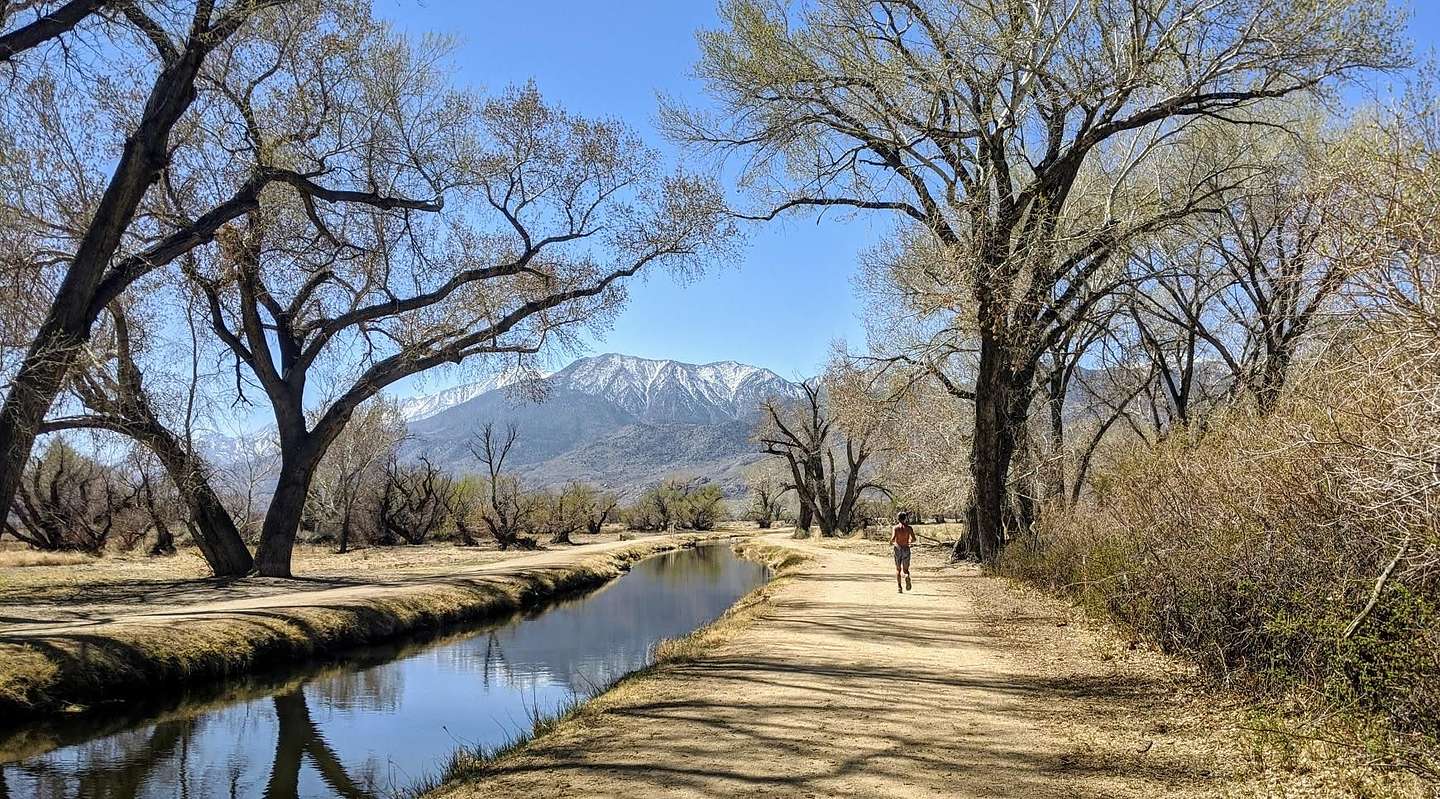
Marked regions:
[1000,332,1439,739]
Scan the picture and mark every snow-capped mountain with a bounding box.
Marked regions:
[400,354,805,497]
[397,366,544,421]
[545,354,800,424]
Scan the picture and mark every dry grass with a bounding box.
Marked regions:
[0,533,644,625]
[0,549,97,569]
[0,534,732,721]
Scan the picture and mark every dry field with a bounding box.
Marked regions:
[0,530,666,626]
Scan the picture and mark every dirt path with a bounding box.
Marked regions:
[433,534,1255,799]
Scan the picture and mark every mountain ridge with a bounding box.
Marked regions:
[398,353,804,497]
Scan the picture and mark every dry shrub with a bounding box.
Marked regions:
[1001,330,1439,739]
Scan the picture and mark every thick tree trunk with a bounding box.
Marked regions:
[149,431,253,576]
[960,334,1031,562]
[255,453,319,578]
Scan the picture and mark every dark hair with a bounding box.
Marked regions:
[896,511,908,524]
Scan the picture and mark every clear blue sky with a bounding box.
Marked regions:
[381,1,1438,381]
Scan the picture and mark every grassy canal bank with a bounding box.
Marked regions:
[0,533,740,722]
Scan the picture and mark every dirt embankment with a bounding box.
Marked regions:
[430,535,1434,799]
[0,533,735,722]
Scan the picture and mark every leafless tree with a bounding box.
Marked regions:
[373,456,451,546]
[187,78,731,575]
[469,422,537,550]
[0,1,442,523]
[309,398,405,553]
[745,469,786,529]
[759,379,883,537]
[6,439,138,552]
[668,0,1404,560]
[38,302,254,572]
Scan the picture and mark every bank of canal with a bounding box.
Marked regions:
[0,544,770,799]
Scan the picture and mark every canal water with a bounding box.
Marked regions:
[0,544,769,798]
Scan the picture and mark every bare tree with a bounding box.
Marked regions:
[759,380,883,537]
[309,398,405,553]
[38,303,254,573]
[188,80,731,576]
[6,439,138,553]
[668,0,1404,560]
[469,422,537,551]
[744,469,786,529]
[373,456,452,546]
[0,1,426,521]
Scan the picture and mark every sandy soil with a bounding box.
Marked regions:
[0,532,647,628]
[428,534,1347,799]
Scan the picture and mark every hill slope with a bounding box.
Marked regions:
[401,354,802,497]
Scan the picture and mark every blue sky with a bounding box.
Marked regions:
[381,1,1438,381]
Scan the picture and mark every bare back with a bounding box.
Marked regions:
[891,523,915,548]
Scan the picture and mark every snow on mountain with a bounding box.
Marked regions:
[399,353,805,496]
[396,366,544,421]
[549,354,801,423]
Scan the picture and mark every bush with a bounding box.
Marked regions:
[1000,332,1439,739]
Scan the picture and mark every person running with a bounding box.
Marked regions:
[890,512,915,592]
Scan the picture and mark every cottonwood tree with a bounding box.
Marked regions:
[668,0,1404,559]
[470,423,537,551]
[744,468,786,528]
[5,439,138,553]
[0,0,401,519]
[534,483,590,545]
[569,482,620,536]
[373,456,451,546]
[759,379,884,537]
[1152,126,1356,413]
[188,77,732,574]
[0,0,454,564]
[679,482,726,531]
[39,301,255,572]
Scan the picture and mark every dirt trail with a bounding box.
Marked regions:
[434,535,1251,799]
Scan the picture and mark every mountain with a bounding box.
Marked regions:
[400,354,804,497]
[396,366,543,421]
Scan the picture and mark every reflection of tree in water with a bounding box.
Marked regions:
[2,716,194,798]
[309,661,403,714]
[441,547,769,695]
[263,688,379,799]
[1,688,386,799]
[1,548,768,799]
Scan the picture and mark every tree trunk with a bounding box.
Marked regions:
[1046,371,1067,501]
[0,41,212,528]
[255,454,319,578]
[961,334,1030,562]
[149,519,176,557]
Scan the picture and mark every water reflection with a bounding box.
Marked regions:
[0,545,767,799]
